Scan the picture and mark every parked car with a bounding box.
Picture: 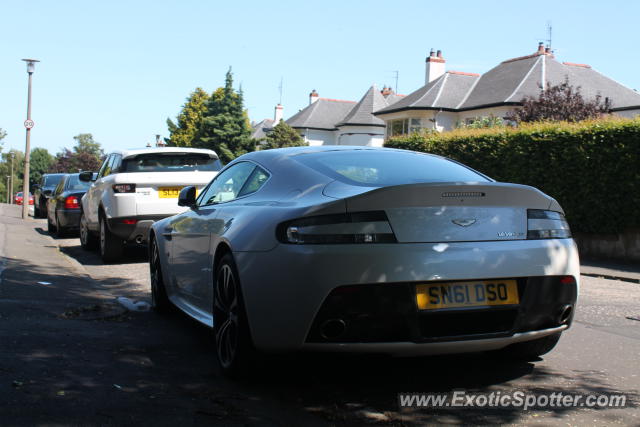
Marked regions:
[149,146,579,377]
[34,173,66,218]
[15,192,34,205]
[79,147,222,263]
[46,173,92,236]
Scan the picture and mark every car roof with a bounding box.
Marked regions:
[108,147,220,160]
[242,145,397,162]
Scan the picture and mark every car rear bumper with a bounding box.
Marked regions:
[302,325,568,356]
[234,238,580,353]
[107,215,170,242]
[57,209,82,229]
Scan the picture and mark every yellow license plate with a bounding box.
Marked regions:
[158,186,183,198]
[416,280,519,310]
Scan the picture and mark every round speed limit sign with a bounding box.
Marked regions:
[24,119,35,129]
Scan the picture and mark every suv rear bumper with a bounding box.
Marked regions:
[107,215,169,242]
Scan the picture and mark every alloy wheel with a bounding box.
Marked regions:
[214,264,239,369]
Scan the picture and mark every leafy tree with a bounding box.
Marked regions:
[263,120,305,149]
[508,78,612,123]
[50,133,104,173]
[0,149,24,203]
[73,133,103,158]
[195,68,254,163]
[166,88,210,147]
[30,147,54,185]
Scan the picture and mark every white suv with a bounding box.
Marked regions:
[79,147,221,262]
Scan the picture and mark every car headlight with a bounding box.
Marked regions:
[527,209,572,239]
[277,211,397,244]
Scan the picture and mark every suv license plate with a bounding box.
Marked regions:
[158,187,183,198]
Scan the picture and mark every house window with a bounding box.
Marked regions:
[390,119,408,137]
[409,118,422,133]
[388,118,423,138]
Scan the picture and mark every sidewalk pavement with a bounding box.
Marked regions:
[580,259,640,284]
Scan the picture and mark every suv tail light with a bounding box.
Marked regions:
[64,196,80,209]
[527,209,572,239]
[277,211,397,244]
[113,184,136,193]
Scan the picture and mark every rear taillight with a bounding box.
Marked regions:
[277,211,397,244]
[64,196,80,209]
[527,209,572,239]
[113,184,136,193]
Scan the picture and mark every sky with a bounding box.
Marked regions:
[1,0,639,155]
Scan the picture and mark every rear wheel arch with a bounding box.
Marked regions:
[213,242,233,273]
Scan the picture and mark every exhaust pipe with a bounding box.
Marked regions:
[558,305,573,325]
[135,235,144,244]
[320,319,347,340]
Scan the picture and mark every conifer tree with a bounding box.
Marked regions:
[263,120,305,149]
[166,87,210,147]
[196,68,254,163]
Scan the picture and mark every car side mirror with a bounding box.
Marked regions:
[178,186,197,208]
[79,171,95,182]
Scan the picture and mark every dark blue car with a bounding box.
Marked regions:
[46,173,92,236]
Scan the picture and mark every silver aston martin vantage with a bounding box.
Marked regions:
[149,146,579,376]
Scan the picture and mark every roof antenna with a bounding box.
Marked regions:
[393,70,399,93]
[278,77,283,105]
[546,20,553,50]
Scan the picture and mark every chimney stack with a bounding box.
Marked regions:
[425,48,446,84]
[274,103,283,123]
[155,134,166,147]
[309,89,319,105]
[537,42,545,54]
[381,86,394,96]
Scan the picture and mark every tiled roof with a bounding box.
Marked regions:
[250,118,274,140]
[286,98,356,130]
[374,71,480,114]
[337,85,389,127]
[376,49,640,114]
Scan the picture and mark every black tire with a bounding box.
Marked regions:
[47,214,56,234]
[80,212,98,251]
[213,253,257,378]
[150,237,173,314]
[55,213,66,238]
[37,199,47,218]
[501,333,562,360]
[99,214,123,263]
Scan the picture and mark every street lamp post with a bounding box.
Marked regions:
[21,58,39,219]
[5,176,9,204]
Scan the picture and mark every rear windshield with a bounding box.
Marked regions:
[121,153,222,173]
[44,174,64,187]
[293,150,489,187]
[65,174,91,191]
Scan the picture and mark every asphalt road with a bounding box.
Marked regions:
[0,204,638,426]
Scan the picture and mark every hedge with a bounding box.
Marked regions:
[385,118,640,234]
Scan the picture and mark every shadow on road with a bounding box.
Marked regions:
[58,242,148,266]
[1,255,637,425]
